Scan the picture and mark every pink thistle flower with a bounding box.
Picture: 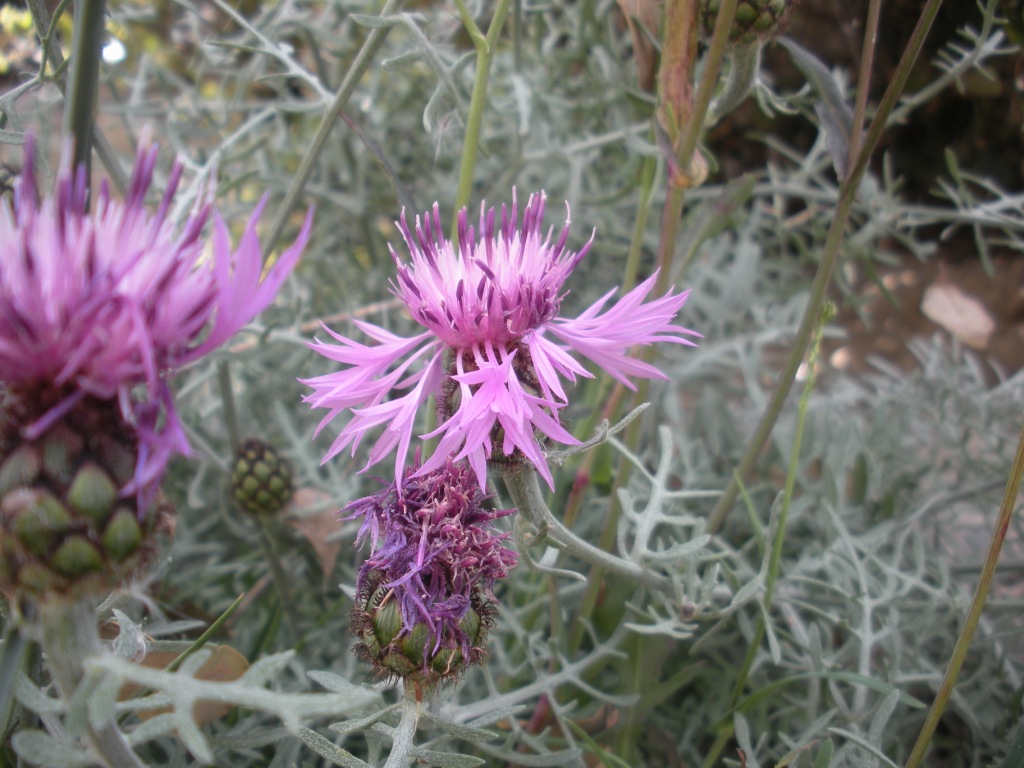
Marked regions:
[304,191,698,488]
[0,137,313,499]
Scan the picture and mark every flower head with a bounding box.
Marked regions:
[304,191,698,488]
[349,456,518,684]
[0,136,312,499]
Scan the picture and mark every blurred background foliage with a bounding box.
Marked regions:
[1,1,1024,766]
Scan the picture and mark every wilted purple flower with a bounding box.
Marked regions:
[0,137,312,498]
[304,191,699,488]
[349,456,518,679]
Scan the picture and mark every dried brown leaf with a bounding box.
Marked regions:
[286,487,343,575]
[119,644,250,725]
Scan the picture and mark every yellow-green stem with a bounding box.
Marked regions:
[702,303,833,768]
[450,0,514,240]
[217,362,241,455]
[622,144,659,294]
[120,593,245,717]
[904,424,1024,768]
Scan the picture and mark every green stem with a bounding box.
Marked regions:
[262,0,406,260]
[701,731,733,768]
[216,360,300,644]
[120,593,245,718]
[63,0,105,188]
[166,593,245,673]
[449,0,514,239]
[256,518,302,647]
[706,0,944,533]
[766,308,832,590]
[732,306,829,703]
[904,424,1024,768]
[503,467,670,591]
[622,144,659,294]
[25,0,127,196]
[672,0,734,169]
[217,362,241,456]
[36,599,147,768]
[383,681,422,768]
[558,133,657,607]
[565,384,647,655]
[30,0,71,78]
[616,632,674,760]
[566,0,737,653]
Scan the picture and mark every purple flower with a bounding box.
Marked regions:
[304,191,699,488]
[0,136,312,498]
[349,456,518,666]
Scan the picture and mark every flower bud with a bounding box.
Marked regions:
[231,439,293,517]
[352,577,490,686]
[700,0,797,46]
[0,390,165,599]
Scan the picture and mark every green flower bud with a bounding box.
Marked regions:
[353,580,491,688]
[231,439,293,516]
[701,0,797,46]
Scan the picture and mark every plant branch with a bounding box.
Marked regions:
[24,0,127,195]
[256,518,302,647]
[36,599,147,768]
[262,0,406,259]
[450,0,514,239]
[847,0,882,166]
[64,0,105,183]
[217,361,241,456]
[904,423,1024,768]
[706,0,945,533]
[383,683,422,768]
[504,467,671,591]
